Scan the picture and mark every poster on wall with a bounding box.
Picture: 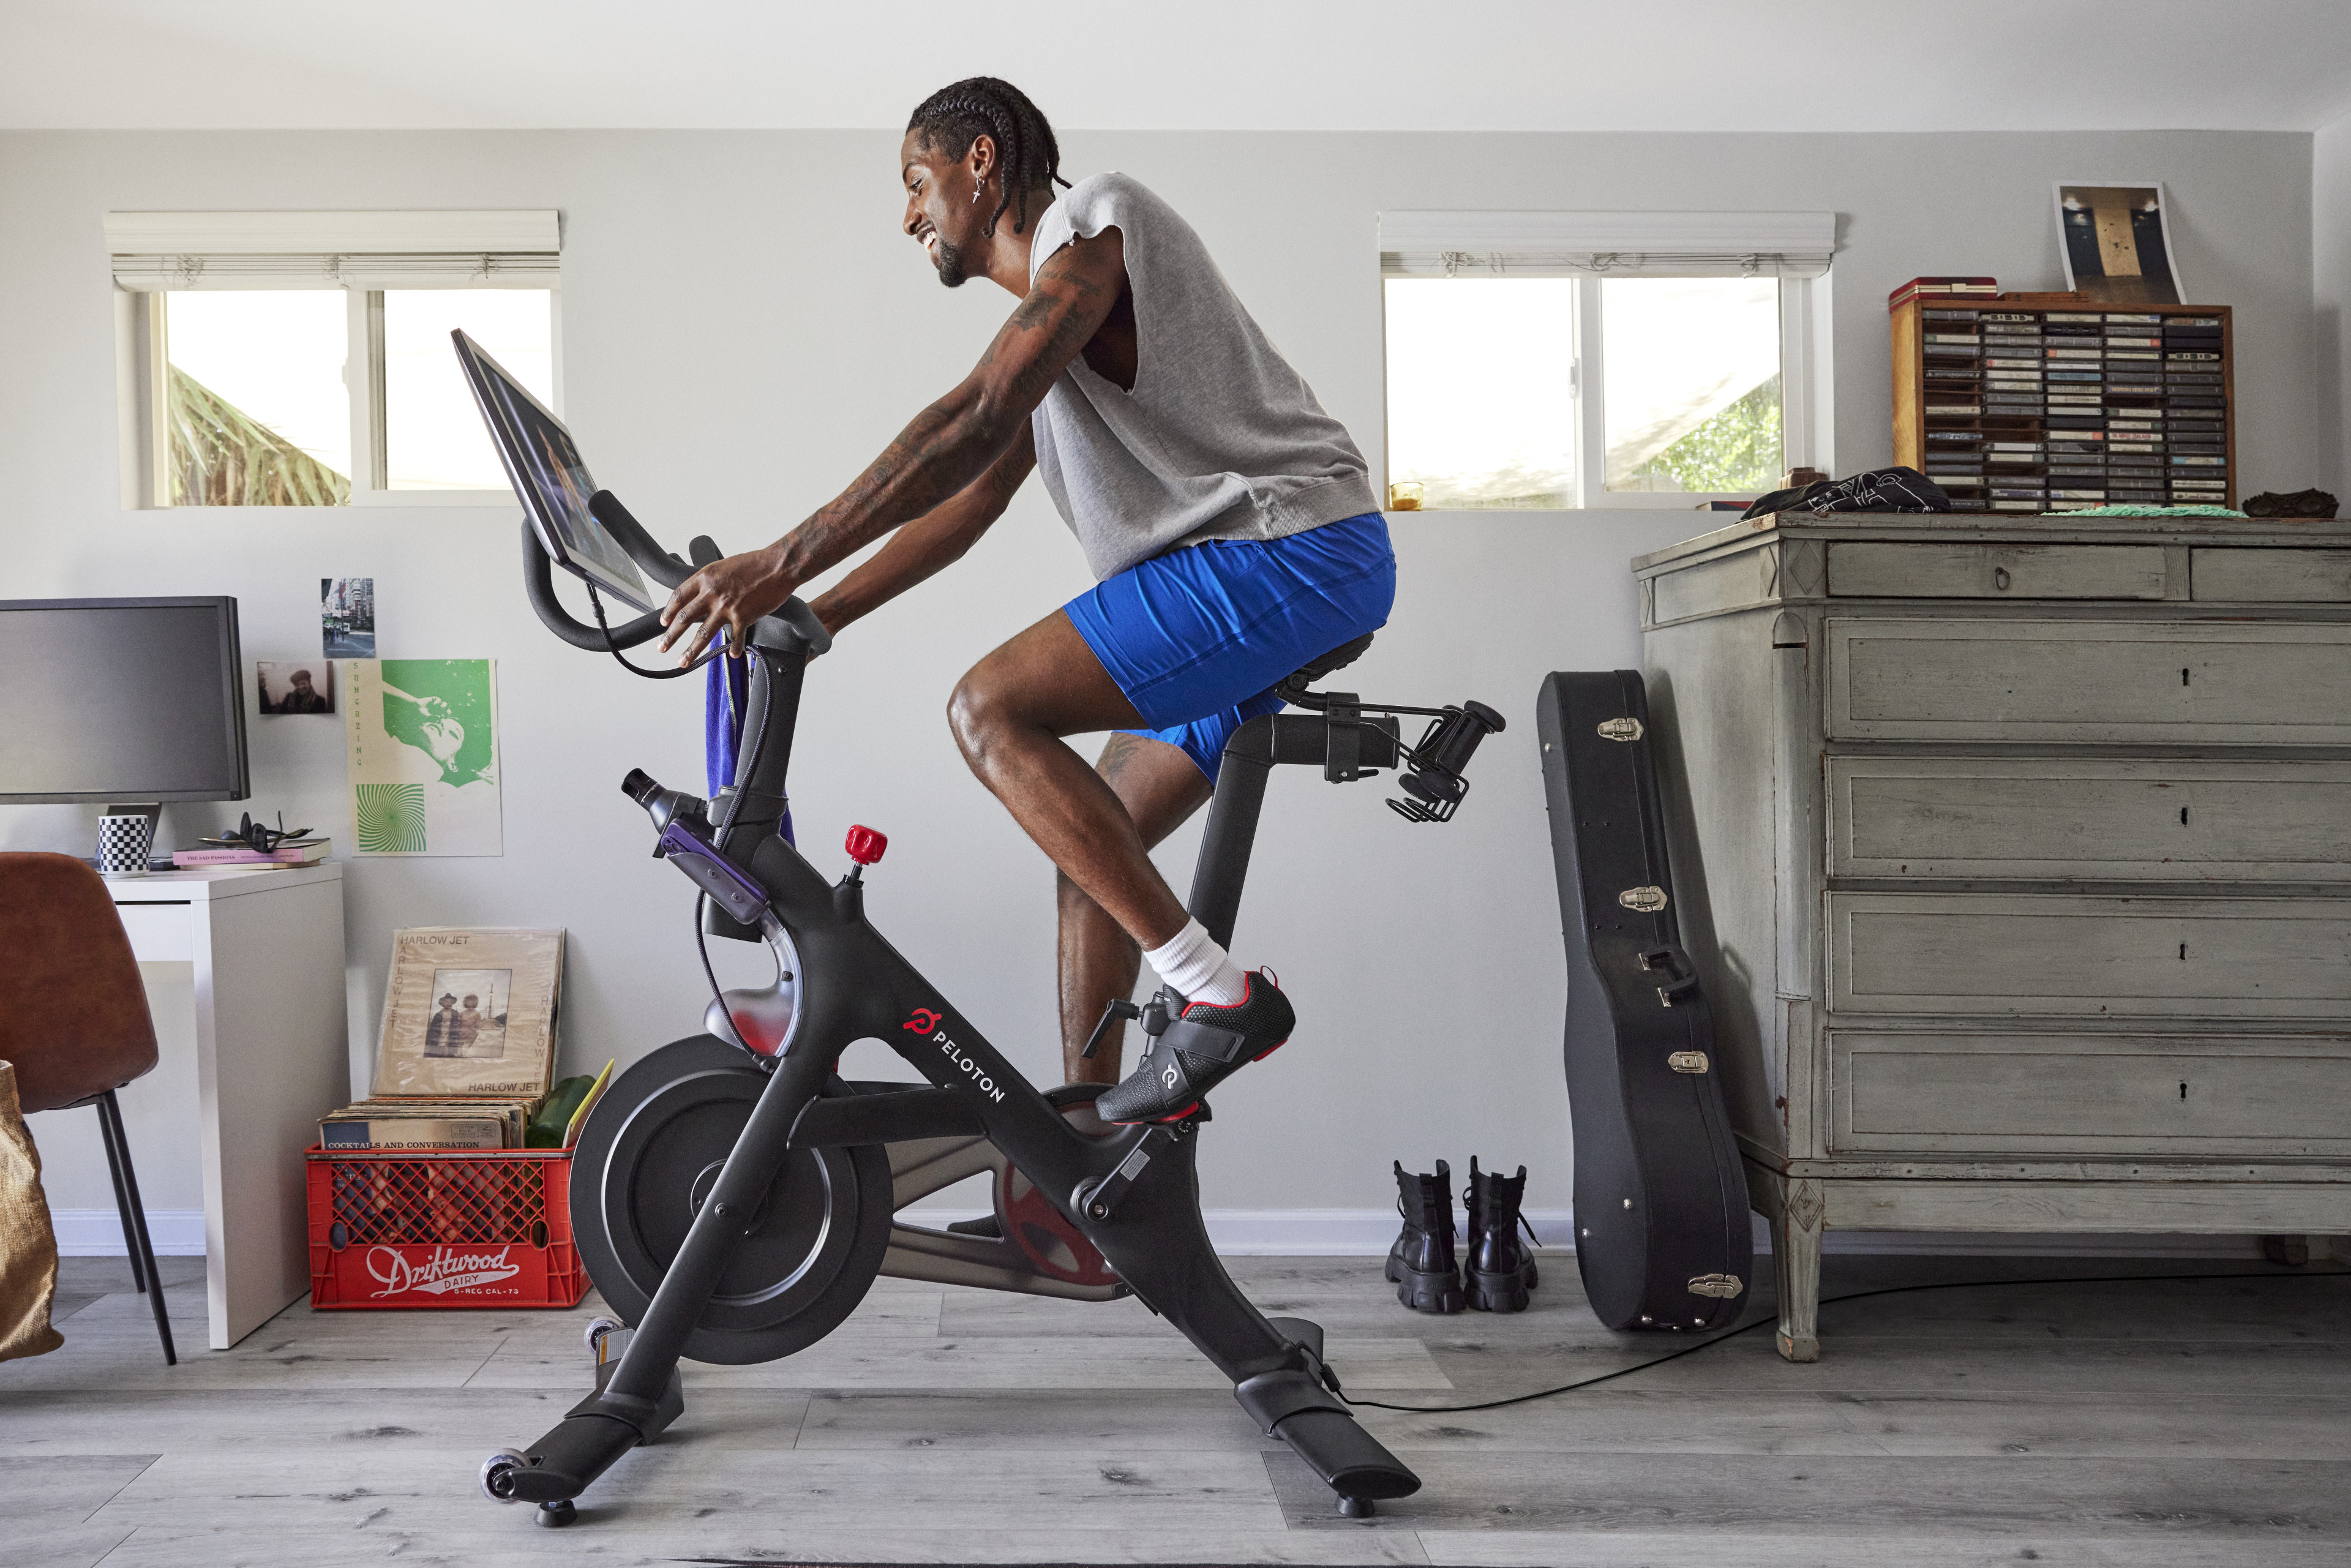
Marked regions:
[343,658,503,857]
[2054,182,2182,304]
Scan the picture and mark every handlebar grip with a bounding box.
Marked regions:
[588,490,694,591]
[520,520,666,651]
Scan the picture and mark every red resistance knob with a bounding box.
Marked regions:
[845,825,889,866]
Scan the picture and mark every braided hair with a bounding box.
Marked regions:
[906,77,1071,239]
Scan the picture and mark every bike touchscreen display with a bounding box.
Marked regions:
[454,329,656,614]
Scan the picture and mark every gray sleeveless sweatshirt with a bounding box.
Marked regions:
[1026,173,1379,582]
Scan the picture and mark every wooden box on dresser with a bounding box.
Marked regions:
[1633,510,2351,1362]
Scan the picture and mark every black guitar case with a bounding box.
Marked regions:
[1537,670,1752,1332]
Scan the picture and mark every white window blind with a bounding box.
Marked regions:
[1379,210,1835,279]
[106,210,561,290]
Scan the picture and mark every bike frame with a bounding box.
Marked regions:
[500,512,1427,1515]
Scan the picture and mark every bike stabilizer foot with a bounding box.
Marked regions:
[1234,1357,1420,1511]
[484,1359,684,1509]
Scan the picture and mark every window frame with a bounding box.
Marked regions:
[1376,208,1837,513]
[108,210,561,511]
[1381,270,1832,512]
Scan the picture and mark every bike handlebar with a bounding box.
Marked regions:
[519,505,833,662]
[587,490,696,591]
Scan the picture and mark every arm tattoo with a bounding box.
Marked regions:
[778,244,1117,584]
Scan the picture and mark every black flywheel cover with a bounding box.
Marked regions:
[571,1035,892,1365]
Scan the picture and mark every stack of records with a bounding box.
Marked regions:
[1889,276,1998,310]
[318,928,568,1151]
[1907,301,2229,511]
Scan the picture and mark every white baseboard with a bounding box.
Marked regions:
[51,1209,207,1256]
[59,1206,2309,1263]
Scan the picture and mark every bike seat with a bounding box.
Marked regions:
[1280,632,1375,694]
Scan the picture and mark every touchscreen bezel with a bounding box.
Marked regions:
[453,329,656,615]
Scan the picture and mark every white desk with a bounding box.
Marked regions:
[108,865,348,1349]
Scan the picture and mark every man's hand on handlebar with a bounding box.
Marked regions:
[659,546,802,665]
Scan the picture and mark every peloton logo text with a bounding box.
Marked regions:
[365,1245,522,1297]
[906,1008,1006,1103]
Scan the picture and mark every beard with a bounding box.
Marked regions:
[932,233,972,289]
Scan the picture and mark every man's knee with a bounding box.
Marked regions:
[947,663,1019,762]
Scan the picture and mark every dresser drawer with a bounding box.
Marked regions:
[1830,892,2351,1019]
[2194,548,2351,602]
[1828,542,2168,600]
[1826,618,2351,743]
[1828,757,2351,882]
[1831,1030,2351,1156]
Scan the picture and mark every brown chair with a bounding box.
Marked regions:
[0,852,176,1364]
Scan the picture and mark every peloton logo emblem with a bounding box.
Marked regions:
[906,1008,1007,1103]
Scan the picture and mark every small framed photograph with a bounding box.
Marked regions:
[257,659,336,715]
[2055,182,2183,304]
[323,577,377,657]
[420,967,512,1059]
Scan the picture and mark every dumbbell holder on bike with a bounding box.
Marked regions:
[481,492,1503,1525]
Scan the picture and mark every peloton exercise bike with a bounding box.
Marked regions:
[454,331,1505,1526]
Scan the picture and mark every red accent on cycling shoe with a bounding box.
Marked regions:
[846,825,888,865]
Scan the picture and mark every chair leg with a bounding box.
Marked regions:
[93,1095,148,1296]
[96,1090,177,1367]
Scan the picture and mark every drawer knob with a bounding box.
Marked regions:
[1993,566,2012,591]
[1668,1051,1711,1073]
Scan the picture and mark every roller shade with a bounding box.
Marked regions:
[1380,209,1835,279]
[107,209,560,289]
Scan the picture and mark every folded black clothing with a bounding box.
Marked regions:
[1741,466,1952,520]
[2241,488,2340,519]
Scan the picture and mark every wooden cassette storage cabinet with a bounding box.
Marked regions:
[1633,508,2351,1362]
[1891,295,2235,511]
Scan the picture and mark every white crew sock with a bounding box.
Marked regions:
[1144,917,1249,1008]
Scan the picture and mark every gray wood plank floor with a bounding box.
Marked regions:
[3,1251,2345,1567]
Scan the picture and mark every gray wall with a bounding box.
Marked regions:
[1,127,2322,1222]
[2319,113,2350,497]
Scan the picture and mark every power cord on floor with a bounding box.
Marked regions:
[1332,1264,2349,1415]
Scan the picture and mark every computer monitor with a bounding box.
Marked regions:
[452,329,656,614]
[0,597,249,803]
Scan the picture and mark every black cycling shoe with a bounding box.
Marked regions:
[1093,970,1294,1125]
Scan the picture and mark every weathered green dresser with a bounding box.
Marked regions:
[1634,511,2351,1360]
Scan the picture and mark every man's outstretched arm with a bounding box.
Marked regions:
[661,231,1123,661]
[807,424,1037,637]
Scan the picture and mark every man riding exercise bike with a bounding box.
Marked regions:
[463,76,1503,1527]
[656,77,1394,1123]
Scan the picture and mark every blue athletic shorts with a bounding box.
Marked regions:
[1063,512,1397,781]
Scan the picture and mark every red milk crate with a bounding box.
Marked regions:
[304,1146,587,1309]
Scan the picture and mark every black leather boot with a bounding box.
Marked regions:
[1384,1159,1463,1313]
[1464,1157,1539,1313]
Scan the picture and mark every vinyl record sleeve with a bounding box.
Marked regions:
[373,928,563,1097]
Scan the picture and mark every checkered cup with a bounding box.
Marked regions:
[96,813,154,879]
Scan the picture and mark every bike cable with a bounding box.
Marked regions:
[585,579,711,681]
[691,891,731,1021]
[1332,1264,2347,1416]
